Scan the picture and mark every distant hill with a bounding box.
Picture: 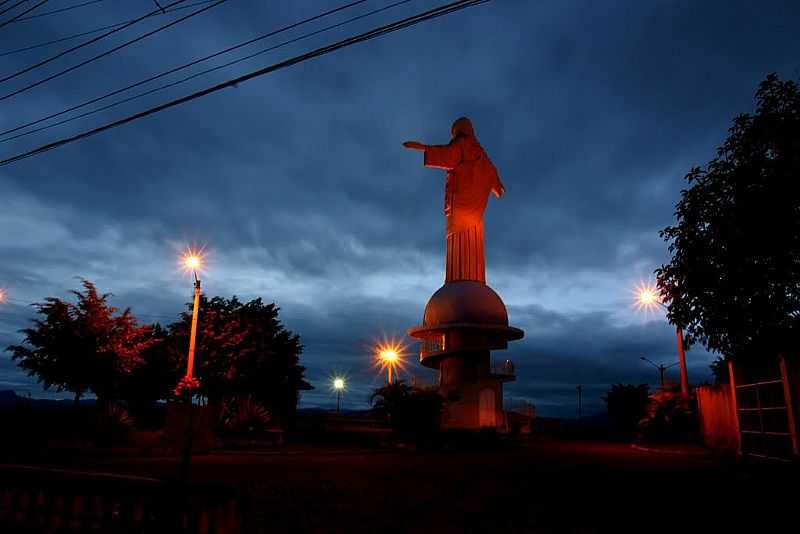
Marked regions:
[0,390,96,408]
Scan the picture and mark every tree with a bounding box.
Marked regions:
[371,381,444,435]
[602,384,650,438]
[118,323,182,420]
[163,295,310,427]
[6,280,153,405]
[371,381,413,422]
[709,357,729,385]
[656,74,800,363]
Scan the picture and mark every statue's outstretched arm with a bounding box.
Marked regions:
[402,141,427,151]
[403,140,461,170]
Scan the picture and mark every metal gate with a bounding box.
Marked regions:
[730,358,799,460]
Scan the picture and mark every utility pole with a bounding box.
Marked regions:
[577,385,583,420]
[640,356,679,390]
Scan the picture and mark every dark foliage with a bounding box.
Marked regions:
[371,381,444,437]
[6,280,153,405]
[162,295,309,428]
[657,74,800,363]
[5,282,308,434]
[602,383,650,439]
[709,356,730,385]
[118,323,182,423]
[638,388,697,443]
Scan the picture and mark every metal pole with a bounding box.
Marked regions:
[577,385,582,420]
[181,272,200,485]
[676,326,689,398]
[388,365,392,385]
[659,365,665,389]
[186,274,201,379]
[337,389,341,413]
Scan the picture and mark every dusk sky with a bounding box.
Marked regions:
[1,0,799,417]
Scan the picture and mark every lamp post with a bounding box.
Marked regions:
[183,253,203,380]
[640,356,680,389]
[179,249,204,484]
[333,377,345,412]
[636,285,689,398]
[378,347,400,384]
[577,385,582,420]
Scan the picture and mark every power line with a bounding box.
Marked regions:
[0,0,399,142]
[0,0,224,101]
[0,0,49,30]
[0,0,487,167]
[0,0,189,85]
[0,0,31,18]
[12,0,103,23]
[0,0,217,58]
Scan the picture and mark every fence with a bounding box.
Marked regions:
[0,465,240,533]
[696,385,739,451]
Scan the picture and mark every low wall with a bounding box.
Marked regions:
[0,464,240,533]
[696,385,739,452]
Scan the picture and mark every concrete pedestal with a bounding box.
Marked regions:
[409,282,523,431]
[438,352,504,429]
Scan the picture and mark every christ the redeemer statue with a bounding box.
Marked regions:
[403,117,505,284]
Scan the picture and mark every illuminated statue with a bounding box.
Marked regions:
[403,117,504,283]
[405,118,523,430]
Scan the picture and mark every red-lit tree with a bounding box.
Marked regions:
[162,295,310,428]
[6,280,154,405]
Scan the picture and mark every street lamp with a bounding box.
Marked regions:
[635,284,689,398]
[182,250,204,381]
[640,356,680,389]
[0,288,6,304]
[333,377,345,412]
[178,248,204,484]
[377,345,401,384]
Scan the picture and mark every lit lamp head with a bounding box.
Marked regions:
[333,377,345,391]
[185,254,201,271]
[0,289,6,303]
[181,249,204,282]
[634,283,663,312]
[379,349,398,363]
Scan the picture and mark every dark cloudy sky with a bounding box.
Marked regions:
[1,0,798,417]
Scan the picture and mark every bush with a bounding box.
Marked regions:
[94,403,135,447]
[638,388,697,443]
[602,384,650,440]
[220,395,272,436]
[371,382,444,440]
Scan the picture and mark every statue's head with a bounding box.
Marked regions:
[451,117,475,139]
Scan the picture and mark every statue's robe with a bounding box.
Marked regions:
[424,135,503,284]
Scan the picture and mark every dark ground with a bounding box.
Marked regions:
[14,439,798,533]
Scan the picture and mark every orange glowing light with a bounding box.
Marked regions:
[0,289,6,303]
[374,339,407,383]
[379,349,399,363]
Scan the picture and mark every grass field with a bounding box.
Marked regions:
[18,439,792,532]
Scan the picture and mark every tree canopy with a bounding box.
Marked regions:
[6,281,310,427]
[6,279,153,403]
[656,74,800,363]
[162,295,311,425]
